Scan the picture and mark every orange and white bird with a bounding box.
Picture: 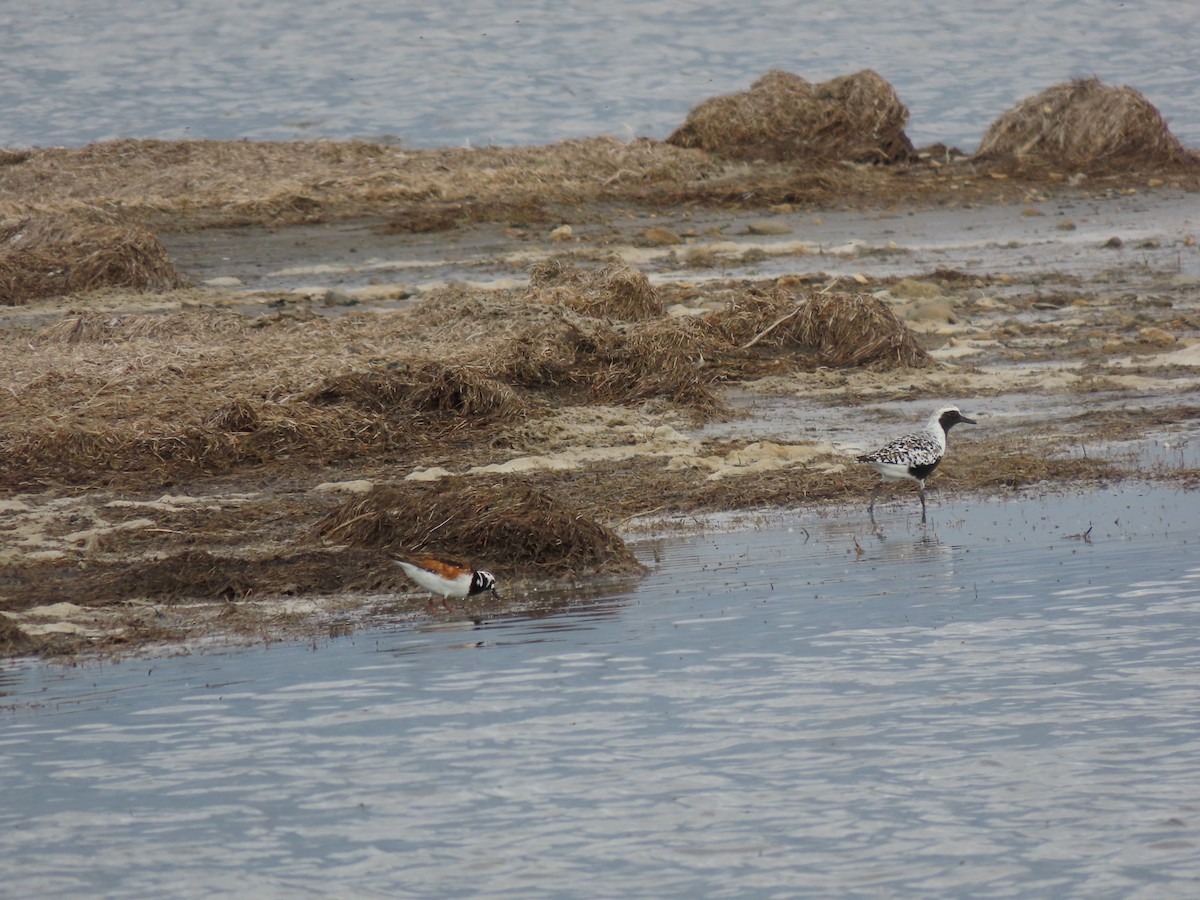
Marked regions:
[394,555,501,613]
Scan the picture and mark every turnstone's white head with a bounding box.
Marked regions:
[394,555,502,613]
[470,568,500,597]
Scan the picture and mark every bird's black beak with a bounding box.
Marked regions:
[959,414,977,425]
[490,588,503,601]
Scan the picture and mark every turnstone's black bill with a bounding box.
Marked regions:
[394,555,501,613]
[856,406,976,522]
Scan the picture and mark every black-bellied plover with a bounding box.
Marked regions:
[857,406,976,521]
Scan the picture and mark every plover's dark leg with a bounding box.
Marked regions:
[867,482,882,520]
[917,482,927,522]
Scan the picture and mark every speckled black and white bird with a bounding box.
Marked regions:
[394,555,501,613]
[857,406,976,521]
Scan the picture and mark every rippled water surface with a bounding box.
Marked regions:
[2,1,1197,150]
[3,485,1200,897]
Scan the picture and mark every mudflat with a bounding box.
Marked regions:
[2,133,1198,659]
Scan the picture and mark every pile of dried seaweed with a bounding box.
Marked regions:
[403,283,729,413]
[304,361,529,422]
[1,266,935,487]
[0,616,37,656]
[527,260,665,320]
[792,292,933,368]
[977,78,1198,171]
[0,215,184,304]
[703,284,933,367]
[1,310,523,487]
[316,479,641,575]
[667,69,914,163]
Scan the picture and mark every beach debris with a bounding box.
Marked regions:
[976,78,1198,171]
[316,480,641,575]
[667,69,914,164]
[528,260,665,320]
[0,214,184,305]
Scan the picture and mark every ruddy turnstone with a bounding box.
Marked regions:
[857,405,976,521]
[394,555,501,612]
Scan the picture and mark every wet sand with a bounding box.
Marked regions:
[2,139,1198,660]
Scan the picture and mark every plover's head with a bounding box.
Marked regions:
[933,406,976,432]
[471,569,501,599]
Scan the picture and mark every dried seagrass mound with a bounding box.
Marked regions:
[487,314,591,390]
[667,69,914,163]
[0,616,37,656]
[35,310,246,344]
[793,293,932,368]
[403,286,722,412]
[702,285,813,350]
[1,321,529,487]
[0,215,185,305]
[80,548,381,604]
[528,259,665,320]
[976,78,1197,171]
[701,286,931,369]
[303,361,528,422]
[315,480,642,575]
[586,316,728,412]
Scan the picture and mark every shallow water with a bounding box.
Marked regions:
[162,187,1200,298]
[2,1,1196,150]
[3,484,1200,897]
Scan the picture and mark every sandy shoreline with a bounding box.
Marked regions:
[2,132,1199,661]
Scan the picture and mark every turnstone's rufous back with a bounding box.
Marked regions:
[394,555,501,612]
[857,406,976,522]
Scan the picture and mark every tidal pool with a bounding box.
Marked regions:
[2,484,1199,897]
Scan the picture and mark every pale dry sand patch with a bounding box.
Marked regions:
[2,600,155,641]
[1111,340,1200,368]
[105,493,256,512]
[668,439,845,481]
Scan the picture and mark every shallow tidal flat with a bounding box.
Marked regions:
[2,80,1199,657]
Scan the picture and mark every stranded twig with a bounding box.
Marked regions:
[740,305,805,350]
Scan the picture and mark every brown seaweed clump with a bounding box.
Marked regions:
[0,216,185,305]
[976,78,1198,171]
[793,292,933,368]
[0,615,38,656]
[1,313,532,488]
[528,260,665,320]
[36,309,246,344]
[586,317,728,412]
[703,285,815,350]
[304,361,528,423]
[667,69,915,164]
[316,480,641,575]
[75,547,384,605]
[702,285,931,369]
[403,286,724,413]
